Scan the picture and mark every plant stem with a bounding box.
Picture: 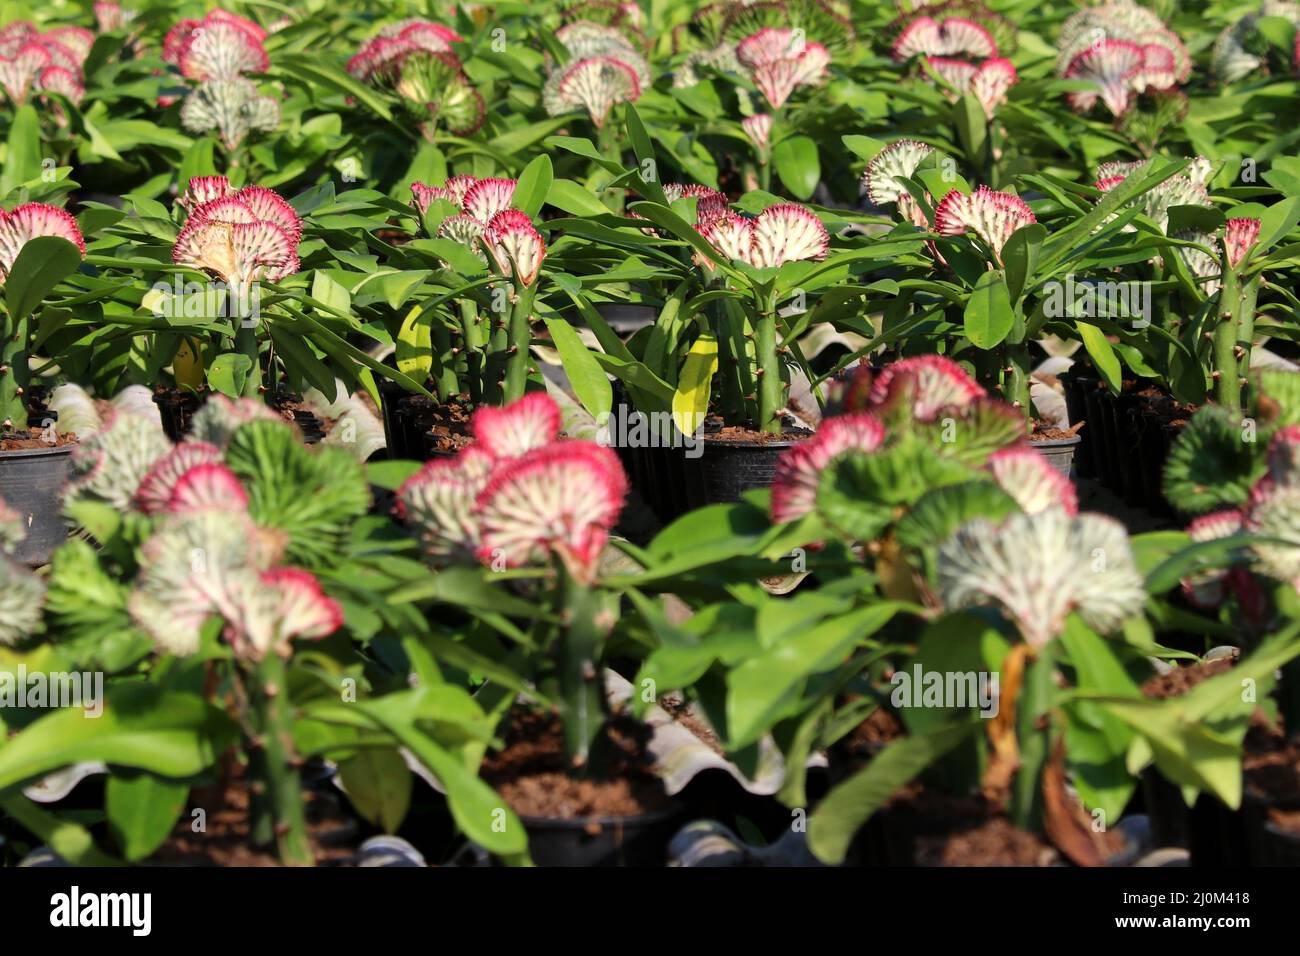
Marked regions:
[557,565,606,768]
[1236,276,1260,406]
[252,653,313,866]
[233,285,261,397]
[755,294,783,434]
[1214,259,1242,414]
[459,299,484,404]
[0,307,29,431]
[502,283,536,403]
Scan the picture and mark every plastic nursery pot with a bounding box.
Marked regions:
[154,388,205,442]
[1111,391,1147,508]
[1141,770,1254,866]
[1060,373,1095,479]
[1030,434,1081,479]
[0,443,74,567]
[376,376,408,458]
[520,805,681,867]
[1082,381,1120,492]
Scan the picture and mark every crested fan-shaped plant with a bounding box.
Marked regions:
[346,18,484,138]
[0,203,86,433]
[405,173,548,405]
[397,392,629,761]
[1213,0,1300,82]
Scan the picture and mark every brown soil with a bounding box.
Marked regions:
[707,421,814,446]
[1140,656,1234,699]
[0,426,77,450]
[1028,424,1083,442]
[148,773,357,867]
[886,787,1058,866]
[419,397,474,453]
[481,707,671,820]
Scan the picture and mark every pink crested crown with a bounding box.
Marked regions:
[0,202,86,281]
[986,446,1078,515]
[933,185,1036,259]
[474,440,628,579]
[36,66,85,104]
[749,203,830,268]
[173,183,301,285]
[699,211,755,263]
[1225,217,1261,269]
[893,16,997,61]
[868,355,984,422]
[260,566,344,641]
[176,18,270,81]
[863,139,936,207]
[663,183,730,227]
[554,55,643,128]
[462,177,518,224]
[1064,39,1144,117]
[741,113,773,150]
[484,209,546,286]
[134,442,225,515]
[771,412,886,524]
[180,175,235,212]
[471,391,562,459]
[165,462,250,515]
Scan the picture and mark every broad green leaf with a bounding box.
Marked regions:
[671,333,717,437]
[106,771,189,862]
[338,747,412,833]
[772,135,820,200]
[544,317,612,421]
[1077,321,1123,392]
[5,236,82,324]
[513,154,553,218]
[963,270,1014,348]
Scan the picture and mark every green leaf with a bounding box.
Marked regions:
[276,53,392,120]
[0,685,235,791]
[807,719,978,864]
[546,178,611,216]
[1002,223,1046,302]
[395,304,433,381]
[337,747,412,833]
[207,351,253,398]
[544,317,612,421]
[4,236,82,324]
[671,333,717,437]
[963,270,1014,348]
[772,135,820,201]
[106,771,189,862]
[0,104,41,196]
[513,154,553,219]
[1077,321,1123,392]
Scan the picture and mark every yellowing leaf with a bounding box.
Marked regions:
[395,304,432,380]
[672,334,717,438]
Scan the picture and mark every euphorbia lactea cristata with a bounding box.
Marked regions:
[543,21,649,128]
[924,55,1017,117]
[933,185,1036,263]
[398,392,627,583]
[0,21,92,106]
[735,27,830,111]
[1056,1,1189,118]
[164,10,269,80]
[172,177,301,397]
[0,203,86,431]
[892,15,998,60]
[349,19,484,135]
[863,139,936,229]
[1213,1,1300,82]
[698,202,830,269]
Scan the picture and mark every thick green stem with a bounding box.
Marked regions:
[755,298,783,435]
[557,566,606,768]
[0,309,29,431]
[252,653,313,866]
[459,299,484,404]
[1006,345,1033,429]
[1214,261,1242,414]
[234,318,261,398]
[1236,276,1260,406]
[502,283,536,403]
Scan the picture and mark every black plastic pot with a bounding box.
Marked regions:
[0,444,73,566]
[1030,434,1081,478]
[1061,373,1095,479]
[154,389,204,442]
[521,806,680,867]
[1081,382,1117,490]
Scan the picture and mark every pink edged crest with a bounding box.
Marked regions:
[94,2,126,33]
[166,462,250,515]
[206,9,268,42]
[395,445,496,561]
[411,175,479,215]
[771,412,885,524]
[749,203,830,268]
[699,211,755,263]
[969,57,1017,117]
[163,18,201,64]
[863,139,936,207]
[985,446,1078,516]
[555,55,642,127]
[180,175,233,212]
[178,19,270,81]
[1225,217,1261,269]
[741,113,773,150]
[462,177,518,224]
[869,355,984,422]
[1094,175,1126,193]
[736,27,802,69]
[925,55,977,90]
[1064,39,1143,117]
[236,185,303,242]
[260,567,344,641]
[45,26,94,61]
[474,441,628,579]
[663,183,729,227]
[1136,42,1177,92]
[484,209,546,286]
[347,34,414,83]
[0,202,86,279]
[134,441,225,514]
[471,391,562,459]
[0,41,51,104]
[38,39,81,74]
[894,16,997,60]
[933,185,1036,259]
[398,21,463,52]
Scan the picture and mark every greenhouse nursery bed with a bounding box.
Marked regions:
[1,0,1300,923]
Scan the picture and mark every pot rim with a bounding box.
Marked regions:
[1029,434,1082,449]
[0,442,75,460]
